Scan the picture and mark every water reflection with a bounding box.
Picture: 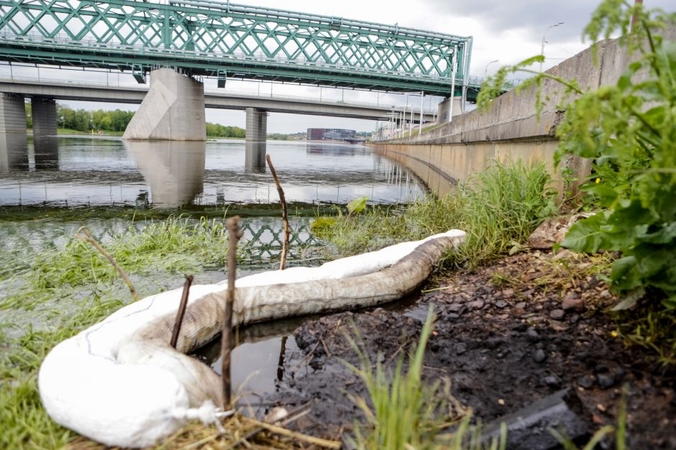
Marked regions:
[0,137,424,207]
[244,141,266,174]
[306,143,362,156]
[0,133,29,173]
[33,136,59,171]
[124,140,205,208]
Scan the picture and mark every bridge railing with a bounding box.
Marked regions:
[1,31,462,82]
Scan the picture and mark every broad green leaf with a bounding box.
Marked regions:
[561,214,609,253]
[347,196,369,215]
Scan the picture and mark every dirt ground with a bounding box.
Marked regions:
[260,249,676,449]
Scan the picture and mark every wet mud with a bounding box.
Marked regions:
[256,250,676,448]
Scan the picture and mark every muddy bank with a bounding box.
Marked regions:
[258,250,676,448]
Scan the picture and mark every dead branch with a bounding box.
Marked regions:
[76,228,139,302]
[169,275,194,349]
[265,154,290,271]
[222,216,243,409]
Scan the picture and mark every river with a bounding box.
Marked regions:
[0,136,422,208]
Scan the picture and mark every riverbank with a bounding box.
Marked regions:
[258,249,675,448]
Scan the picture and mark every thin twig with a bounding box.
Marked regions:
[169,275,194,349]
[222,216,243,410]
[242,417,342,449]
[232,403,312,448]
[76,228,138,302]
[266,154,290,271]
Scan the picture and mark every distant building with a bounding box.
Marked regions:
[307,128,356,141]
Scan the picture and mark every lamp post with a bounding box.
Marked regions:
[540,22,563,72]
[484,59,499,77]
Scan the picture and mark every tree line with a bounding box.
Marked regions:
[24,103,245,138]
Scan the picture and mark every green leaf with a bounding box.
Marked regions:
[561,214,609,253]
[347,196,368,216]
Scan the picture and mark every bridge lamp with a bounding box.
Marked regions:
[540,22,563,72]
[484,60,499,77]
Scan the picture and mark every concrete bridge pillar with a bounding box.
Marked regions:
[245,107,267,172]
[437,96,464,123]
[0,93,28,172]
[31,97,59,169]
[123,68,206,141]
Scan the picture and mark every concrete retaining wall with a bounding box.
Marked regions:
[372,26,675,195]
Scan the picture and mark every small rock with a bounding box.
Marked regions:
[495,300,508,309]
[526,327,540,341]
[469,299,485,310]
[597,373,615,390]
[502,288,515,297]
[562,293,586,313]
[444,313,460,321]
[515,301,527,309]
[544,376,561,388]
[569,314,580,324]
[578,376,595,389]
[534,349,547,363]
[550,309,566,321]
[448,303,465,313]
[455,342,467,355]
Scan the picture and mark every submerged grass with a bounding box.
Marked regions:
[319,160,557,270]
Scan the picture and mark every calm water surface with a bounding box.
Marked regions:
[0,136,423,207]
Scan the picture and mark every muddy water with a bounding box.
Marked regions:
[0,135,426,407]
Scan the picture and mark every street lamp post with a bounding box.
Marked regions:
[484,59,499,77]
[540,22,563,72]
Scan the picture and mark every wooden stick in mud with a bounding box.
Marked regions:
[265,154,290,271]
[169,275,194,349]
[76,228,139,302]
[221,216,243,409]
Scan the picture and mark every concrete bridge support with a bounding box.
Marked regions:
[0,93,28,173]
[245,107,267,172]
[436,96,464,123]
[123,68,206,141]
[31,97,59,169]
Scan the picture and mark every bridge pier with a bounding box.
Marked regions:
[437,97,464,123]
[245,107,267,172]
[123,68,206,141]
[0,93,28,173]
[31,97,59,169]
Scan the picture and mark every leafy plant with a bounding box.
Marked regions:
[480,1,676,311]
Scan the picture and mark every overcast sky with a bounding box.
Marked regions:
[1,0,672,133]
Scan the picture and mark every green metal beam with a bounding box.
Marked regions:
[0,0,475,97]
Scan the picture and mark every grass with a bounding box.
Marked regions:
[316,160,558,270]
[344,305,506,450]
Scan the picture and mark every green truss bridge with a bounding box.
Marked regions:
[0,0,474,98]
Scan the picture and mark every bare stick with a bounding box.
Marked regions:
[243,417,342,449]
[169,275,194,349]
[76,228,139,302]
[265,154,290,271]
[221,216,243,409]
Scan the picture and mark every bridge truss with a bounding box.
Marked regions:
[0,0,473,97]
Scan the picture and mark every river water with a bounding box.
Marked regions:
[0,135,425,408]
[0,136,422,208]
